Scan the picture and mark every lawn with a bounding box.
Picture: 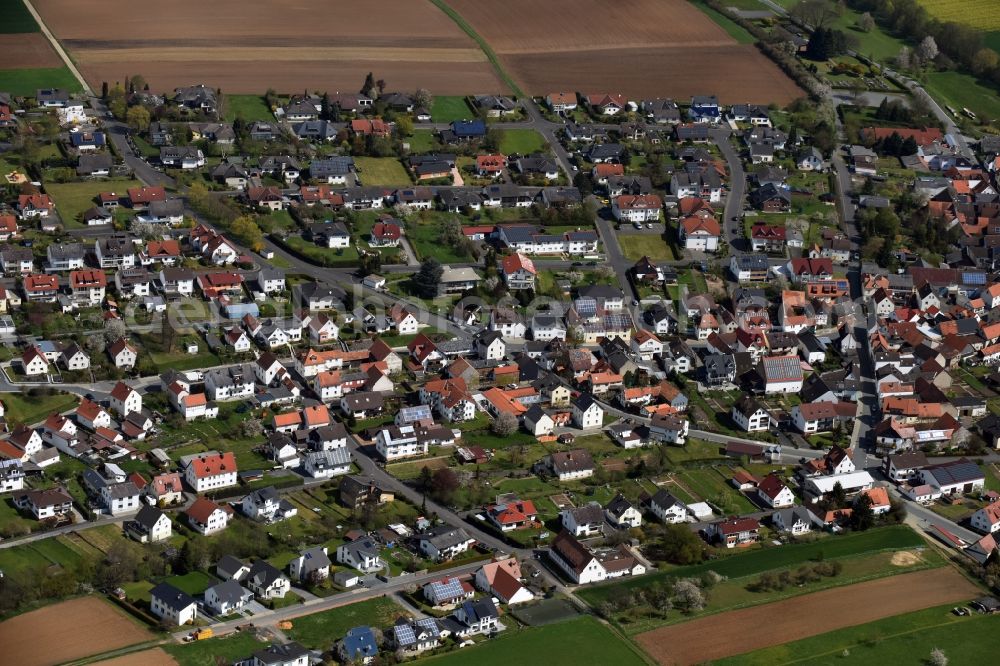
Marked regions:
[430,96,475,122]
[165,632,266,666]
[0,0,39,32]
[281,234,361,267]
[146,346,223,373]
[577,525,926,606]
[164,571,214,596]
[692,1,755,44]
[718,603,1000,665]
[257,209,297,234]
[2,390,79,426]
[676,467,757,514]
[406,129,437,153]
[286,597,404,650]
[0,67,82,96]
[829,8,908,63]
[421,616,647,666]
[44,178,141,229]
[0,533,92,576]
[924,69,1000,122]
[617,233,677,262]
[354,157,412,187]
[499,129,547,155]
[405,216,475,263]
[223,94,274,122]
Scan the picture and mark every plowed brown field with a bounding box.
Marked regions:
[31,0,506,94]
[0,597,155,666]
[448,0,803,103]
[634,567,980,665]
[0,33,62,69]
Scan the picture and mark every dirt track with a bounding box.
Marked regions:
[0,597,155,666]
[634,568,980,665]
[0,33,63,69]
[94,648,178,666]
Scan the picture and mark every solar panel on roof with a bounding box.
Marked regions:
[963,272,987,285]
[431,577,465,600]
[395,623,415,645]
[575,298,598,317]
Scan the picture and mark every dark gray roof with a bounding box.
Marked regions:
[150,582,196,611]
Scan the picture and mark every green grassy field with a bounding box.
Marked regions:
[164,571,214,596]
[692,1,756,44]
[407,129,437,153]
[286,597,404,650]
[577,526,926,606]
[617,233,676,261]
[44,178,141,229]
[829,9,907,63]
[0,67,82,96]
[431,95,475,122]
[676,467,757,514]
[223,94,273,122]
[985,31,1000,54]
[0,532,92,576]
[499,129,547,155]
[282,234,361,267]
[405,217,474,263]
[355,157,413,186]
[924,69,1000,122]
[3,390,79,425]
[716,603,1000,665]
[165,632,266,666]
[422,616,648,666]
[0,0,39,32]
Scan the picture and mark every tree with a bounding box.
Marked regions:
[491,411,519,436]
[85,333,107,354]
[411,258,443,299]
[929,648,948,666]
[659,524,705,565]
[917,36,939,65]
[790,0,842,28]
[129,75,147,93]
[851,492,875,531]
[829,481,847,508]
[104,318,127,344]
[805,27,853,60]
[430,468,460,503]
[896,46,913,70]
[126,105,151,132]
[239,418,264,438]
[857,12,875,33]
[101,81,109,99]
[395,115,413,137]
[414,88,433,111]
[361,72,376,97]
[230,215,265,252]
[971,48,1000,77]
[672,579,706,613]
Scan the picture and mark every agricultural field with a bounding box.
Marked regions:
[446,0,802,102]
[634,567,979,665]
[916,0,1000,31]
[31,0,505,94]
[0,66,82,96]
[422,616,647,666]
[720,603,1000,665]
[94,648,178,666]
[1,0,40,32]
[0,0,79,96]
[0,597,155,666]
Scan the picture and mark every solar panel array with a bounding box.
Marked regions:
[429,577,464,601]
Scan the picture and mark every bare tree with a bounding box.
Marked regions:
[672,579,706,612]
[929,648,948,666]
[857,12,875,33]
